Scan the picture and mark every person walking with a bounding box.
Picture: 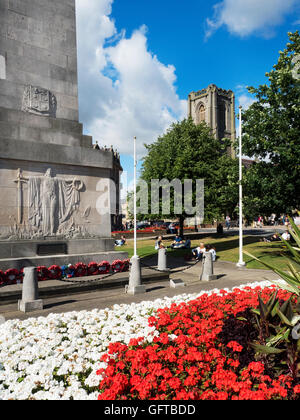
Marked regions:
[257,216,263,228]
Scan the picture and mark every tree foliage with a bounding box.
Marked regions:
[140,118,239,225]
[242,31,300,216]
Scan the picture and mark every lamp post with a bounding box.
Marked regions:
[126,136,146,295]
[237,106,246,267]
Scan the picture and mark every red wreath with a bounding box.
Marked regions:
[111,259,124,273]
[48,265,62,280]
[37,266,50,282]
[19,268,25,283]
[74,262,87,277]
[121,259,130,272]
[98,261,111,275]
[4,268,21,285]
[87,261,99,276]
[66,265,75,278]
[0,270,5,285]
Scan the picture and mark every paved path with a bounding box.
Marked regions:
[0,259,279,322]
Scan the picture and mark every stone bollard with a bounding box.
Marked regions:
[200,252,218,282]
[157,248,169,272]
[18,267,43,313]
[126,255,146,295]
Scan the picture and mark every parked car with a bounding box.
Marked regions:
[136,222,150,230]
[152,221,165,228]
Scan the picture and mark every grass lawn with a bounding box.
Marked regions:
[117,234,294,271]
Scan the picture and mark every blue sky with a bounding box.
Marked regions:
[75,0,300,192]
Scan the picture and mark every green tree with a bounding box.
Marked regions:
[140,118,239,235]
[242,31,300,217]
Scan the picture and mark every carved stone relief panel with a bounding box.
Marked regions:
[7,168,86,239]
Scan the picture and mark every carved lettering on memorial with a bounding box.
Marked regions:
[22,85,57,117]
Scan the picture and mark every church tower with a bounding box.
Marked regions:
[188,84,236,157]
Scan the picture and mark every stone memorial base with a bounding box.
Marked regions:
[170,279,185,288]
[0,238,127,271]
[18,299,43,313]
[0,238,115,258]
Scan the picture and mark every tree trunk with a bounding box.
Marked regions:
[179,215,184,238]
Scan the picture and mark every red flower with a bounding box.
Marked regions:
[226,341,243,353]
[96,286,299,401]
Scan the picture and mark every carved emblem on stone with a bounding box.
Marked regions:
[22,85,57,117]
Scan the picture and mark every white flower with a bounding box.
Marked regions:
[0,280,277,400]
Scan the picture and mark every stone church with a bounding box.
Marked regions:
[188,84,236,157]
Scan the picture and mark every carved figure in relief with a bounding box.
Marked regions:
[26,168,84,236]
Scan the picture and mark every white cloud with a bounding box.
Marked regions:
[75,0,186,158]
[235,84,256,110]
[238,94,256,110]
[206,0,299,38]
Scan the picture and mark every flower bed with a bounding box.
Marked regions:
[0,281,299,400]
[97,284,300,401]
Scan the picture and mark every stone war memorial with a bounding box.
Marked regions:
[0,0,126,271]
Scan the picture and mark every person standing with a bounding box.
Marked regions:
[225,215,231,230]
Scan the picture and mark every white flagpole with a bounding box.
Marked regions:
[126,136,145,295]
[237,106,246,267]
[133,136,137,257]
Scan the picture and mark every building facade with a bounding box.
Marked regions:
[188,84,236,157]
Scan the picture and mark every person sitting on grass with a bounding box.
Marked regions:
[192,242,206,260]
[282,230,291,241]
[171,237,192,249]
[114,235,126,246]
[184,238,191,249]
[261,233,281,243]
[171,234,184,249]
[206,244,217,262]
